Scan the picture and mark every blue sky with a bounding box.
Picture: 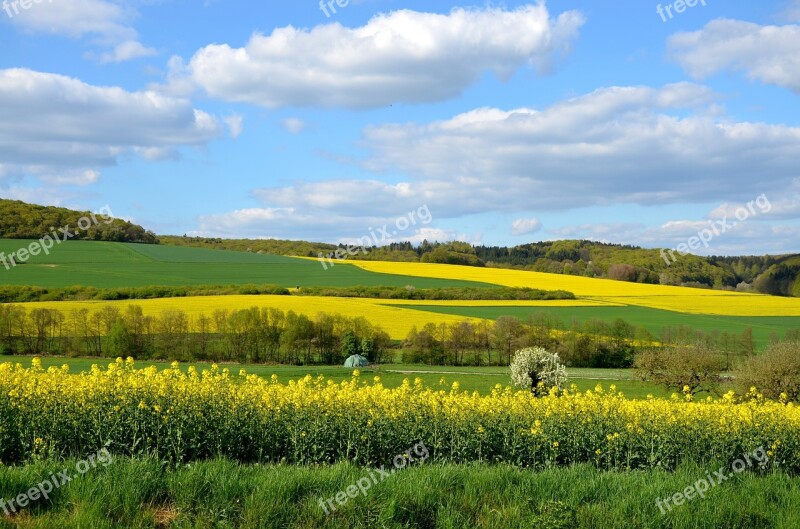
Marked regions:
[1,0,799,256]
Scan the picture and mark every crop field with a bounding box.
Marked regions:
[12,294,488,340]
[0,359,793,470]
[390,304,799,347]
[0,356,665,398]
[349,260,800,316]
[4,241,799,347]
[0,240,489,290]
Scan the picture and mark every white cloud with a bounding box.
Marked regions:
[224,114,244,139]
[281,118,307,135]
[0,185,83,206]
[183,5,584,109]
[549,193,800,256]
[779,0,800,22]
[195,206,478,245]
[5,0,155,63]
[241,84,800,228]
[38,169,101,186]
[0,68,223,183]
[197,82,800,249]
[252,179,416,217]
[668,19,800,92]
[551,220,800,256]
[344,83,800,216]
[512,218,542,236]
[97,40,158,64]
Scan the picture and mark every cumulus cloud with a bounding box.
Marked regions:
[281,118,307,135]
[195,205,477,245]
[551,219,800,256]
[181,4,584,109]
[96,40,158,64]
[550,192,800,256]
[194,206,399,241]
[668,19,800,92]
[5,0,156,63]
[197,83,800,247]
[224,114,244,139]
[707,191,800,221]
[347,83,800,216]
[0,68,223,183]
[512,218,542,236]
[252,180,416,217]
[779,0,800,22]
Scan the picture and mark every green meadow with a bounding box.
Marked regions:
[395,304,800,347]
[0,240,489,290]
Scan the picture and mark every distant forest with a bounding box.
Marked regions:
[163,236,800,297]
[2,200,796,296]
[0,199,158,244]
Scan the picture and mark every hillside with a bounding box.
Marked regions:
[161,236,799,296]
[0,239,490,290]
[4,200,797,295]
[0,199,157,244]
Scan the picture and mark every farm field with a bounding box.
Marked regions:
[0,356,664,397]
[3,240,799,347]
[391,303,799,347]
[0,240,490,290]
[1,359,792,470]
[10,294,488,340]
[349,260,800,316]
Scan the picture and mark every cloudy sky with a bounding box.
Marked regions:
[1,0,799,255]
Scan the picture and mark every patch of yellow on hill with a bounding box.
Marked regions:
[16,296,484,340]
[375,299,622,307]
[345,261,800,316]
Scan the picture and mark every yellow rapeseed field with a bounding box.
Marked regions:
[347,261,800,316]
[16,295,484,340]
[0,359,795,470]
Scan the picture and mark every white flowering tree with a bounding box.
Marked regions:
[510,347,567,396]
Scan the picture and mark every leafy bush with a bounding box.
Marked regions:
[635,344,725,395]
[510,347,567,395]
[735,341,800,401]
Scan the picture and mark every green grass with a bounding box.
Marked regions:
[0,240,491,290]
[396,304,800,348]
[0,355,667,399]
[0,457,797,528]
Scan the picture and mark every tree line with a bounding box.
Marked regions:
[402,315,772,368]
[0,305,391,365]
[0,304,791,368]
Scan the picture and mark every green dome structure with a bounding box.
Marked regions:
[343,354,370,368]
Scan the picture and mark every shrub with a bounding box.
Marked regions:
[635,344,725,396]
[510,347,567,395]
[735,341,800,401]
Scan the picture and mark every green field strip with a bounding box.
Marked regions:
[0,240,494,290]
[390,304,800,347]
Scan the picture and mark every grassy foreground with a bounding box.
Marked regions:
[0,457,797,528]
